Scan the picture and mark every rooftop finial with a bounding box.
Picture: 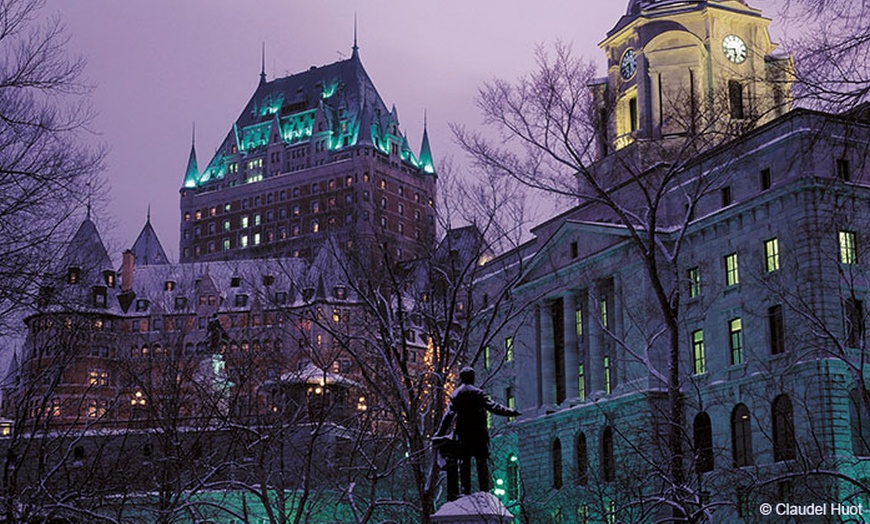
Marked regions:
[146,204,151,223]
[260,42,266,84]
[192,121,196,147]
[351,14,359,59]
[86,181,92,221]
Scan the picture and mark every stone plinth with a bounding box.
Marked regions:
[431,492,514,524]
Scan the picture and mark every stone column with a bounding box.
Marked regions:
[562,292,579,401]
[539,302,556,407]
[587,286,603,395]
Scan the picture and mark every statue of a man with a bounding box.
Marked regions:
[435,367,520,501]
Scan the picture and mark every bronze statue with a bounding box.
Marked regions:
[435,367,520,501]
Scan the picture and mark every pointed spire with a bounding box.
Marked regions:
[183,123,199,188]
[131,212,170,266]
[419,111,435,174]
[146,204,151,223]
[260,42,267,84]
[351,14,359,59]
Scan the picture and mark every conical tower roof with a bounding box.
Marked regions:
[182,134,199,189]
[60,217,113,278]
[419,118,435,174]
[131,211,170,266]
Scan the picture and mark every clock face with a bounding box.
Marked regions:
[722,34,747,64]
[620,48,637,80]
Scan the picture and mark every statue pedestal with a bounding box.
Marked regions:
[431,492,514,523]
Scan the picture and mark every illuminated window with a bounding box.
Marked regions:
[223,238,230,251]
[688,267,701,298]
[88,370,109,386]
[692,329,705,375]
[254,213,261,226]
[725,253,739,286]
[840,230,857,264]
[575,307,583,337]
[729,318,744,365]
[87,399,108,419]
[764,238,780,272]
[240,235,248,248]
[312,220,319,233]
[603,356,612,394]
[577,505,589,524]
[484,345,491,369]
[241,215,249,228]
[578,364,586,401]
[253,232,261,245]
[505,336,514,362]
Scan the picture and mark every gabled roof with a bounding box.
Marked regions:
[131,215,170,266]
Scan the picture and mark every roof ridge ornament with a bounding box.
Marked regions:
[351,14,359,59]
[260,42,266,84]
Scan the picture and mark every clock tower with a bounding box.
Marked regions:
[591,0,792,157]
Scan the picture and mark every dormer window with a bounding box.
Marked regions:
[274,291,287,305]
[67,267,81,284]
[234,294,248,307]
[230,277,241,288]
[333,286,346,300]
[174,296,187,311]
[262,275,275,286]
[92,287,107,309]
[302,287,315,302]
[135,299,149,312]
[103,271,116,288]
[164,280,176,291]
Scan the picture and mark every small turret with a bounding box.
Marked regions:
[182,125,199,189]
[419,114,435,174]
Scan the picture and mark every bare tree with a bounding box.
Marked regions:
[0,0,105,331]
[780,0,870,111]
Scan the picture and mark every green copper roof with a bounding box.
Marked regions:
[183,141,199,189]
[187,49,435,189]
[419,122,435,174]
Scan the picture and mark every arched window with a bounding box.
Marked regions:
[850,388,870,456]
[773,395,795,461]
[601,426,615,482]
[731,404,753,467]
[506,454,520,500]
[576,432,588,485]
[693,412,714,472]
[552,438,563,489]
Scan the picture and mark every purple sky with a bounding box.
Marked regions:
[43,0,783,261]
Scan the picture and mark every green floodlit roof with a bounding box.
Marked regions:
[183,142,199,189]
[184,51,436,189]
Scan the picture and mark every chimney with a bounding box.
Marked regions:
[121,250,134,292]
